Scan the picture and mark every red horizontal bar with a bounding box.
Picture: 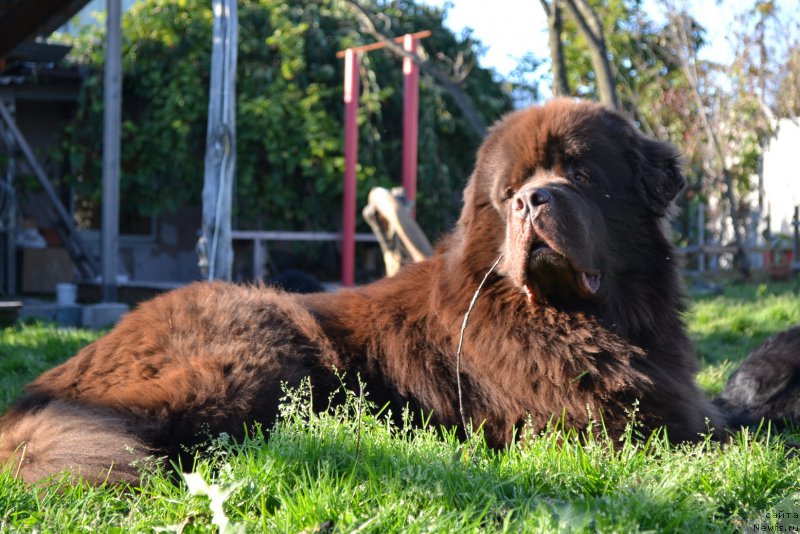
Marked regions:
[336,30,432,58]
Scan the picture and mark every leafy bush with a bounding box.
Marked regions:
[59,0,511,239]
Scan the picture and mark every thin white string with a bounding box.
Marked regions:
[455,253,504,437]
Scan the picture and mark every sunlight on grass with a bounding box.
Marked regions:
[0,322,101,410]
[687,281,800,365]
[695,360,737,396]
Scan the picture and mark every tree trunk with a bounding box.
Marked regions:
[540,0,570,96]
[721,168,751,278]
[563,0,619,110]
[666,11,750,279]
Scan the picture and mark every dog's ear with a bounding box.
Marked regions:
[633,136,686,216]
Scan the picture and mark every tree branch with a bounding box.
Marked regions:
[665,8,750,278]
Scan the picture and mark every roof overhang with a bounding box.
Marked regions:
[0,0,92,58]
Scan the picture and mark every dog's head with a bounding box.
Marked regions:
[455,98,685,305]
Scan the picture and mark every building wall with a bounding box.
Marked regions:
[763,118,800,235]
[77,205,203,284]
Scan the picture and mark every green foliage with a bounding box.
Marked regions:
[776,43,800,117]
[57,0,511,239]
[556,1,708,188]
[552,0,781,247]
[558,0,683,112]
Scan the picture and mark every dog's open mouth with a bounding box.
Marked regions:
[502,209,602,304]
[519,241,602,303]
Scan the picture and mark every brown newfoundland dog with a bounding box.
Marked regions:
[716,326,800,428]
[1,99,727,485]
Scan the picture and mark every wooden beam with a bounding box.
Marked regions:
[101,0,122,301]
[200,0,238,280]
[231,230,377,242]
[0,0,64,56]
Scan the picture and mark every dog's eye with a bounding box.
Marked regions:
[501,187,515,201]
[571,169,591,185]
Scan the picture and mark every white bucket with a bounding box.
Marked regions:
[56,283,78,306]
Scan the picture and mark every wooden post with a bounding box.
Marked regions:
[201,0,238,281]
[402,34,420,217]
[101,0,122,301]
[698,203,705,274]
[0,101,16,295]
[253,238,265,281]
[341,48,360,287]
[793,206,799,267]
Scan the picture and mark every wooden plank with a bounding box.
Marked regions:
[698,203,705,273]
[21,247,73,293]
[675,245,770,256]
[233,230,378,285]
[366,187,432,261]
[231,230,377,242]
[253,237,265,281]
[200,0,238,281]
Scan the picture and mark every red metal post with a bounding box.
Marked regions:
[341,48,360,287]
[402,34,420,217]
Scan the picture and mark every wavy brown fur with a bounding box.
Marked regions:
[1,99,726,484]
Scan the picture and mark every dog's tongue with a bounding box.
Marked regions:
[524,284,536,302]
[579,272,602,294]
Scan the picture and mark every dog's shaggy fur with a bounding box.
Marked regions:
[1,99,729,484]
[716,326,800,428]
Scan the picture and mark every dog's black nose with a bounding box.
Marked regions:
[529,188,552,205]
[513,187,551,216]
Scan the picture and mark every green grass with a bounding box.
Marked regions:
[0,322,100,409]
[2,283,800,532]
[688,280,800,395]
